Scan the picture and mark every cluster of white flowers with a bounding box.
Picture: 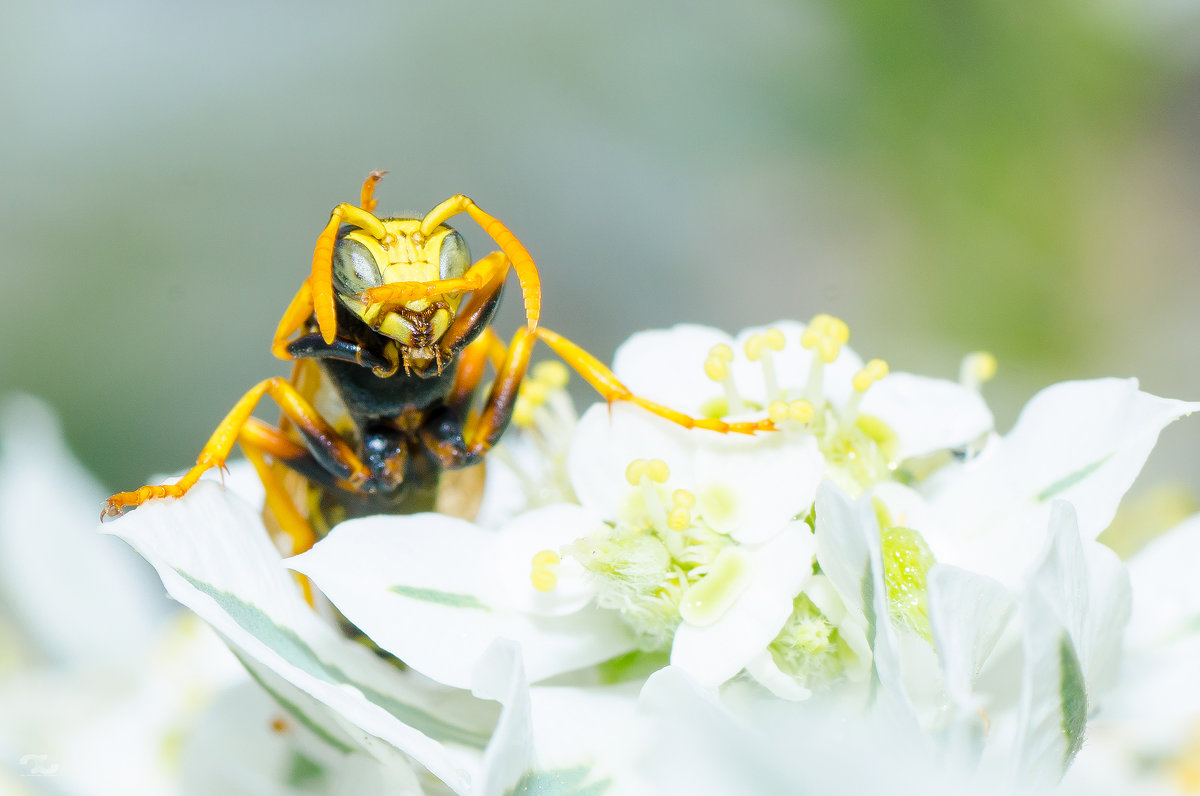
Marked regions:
[8,314,1200,795]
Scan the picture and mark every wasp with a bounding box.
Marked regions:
[104,172,773,554]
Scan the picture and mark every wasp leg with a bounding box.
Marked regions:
[238,419,318,556]
[445,328,507,411]
[534,327,776,435]
[239,419,329,606]
[104,378,371,516]
[439,253,508,353]
[285,334,394,373]
[460,326,538,455]
[272,279,314,360]
[311,203,389,345]
[359,251,510,313]
[419,195,543,330]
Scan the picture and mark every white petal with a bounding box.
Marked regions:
[0,395,166,666]
[814,481,871,617]
[517,684,644,794]
[567,402,695,521]
[927,564,1013,708]
[289,513,635,691]
[1077,541,1130,698]
[670,523,816,687]
[860,372,994,460]
[611,324,732,414]
[471,640,534,796]
[744,649,813,701]
[693,433,822,543]
[1125,512,1200,647]
[1013,503,1096,785]
[104,482,493,795]
[489,504,605,617]
[927,380,1198,584]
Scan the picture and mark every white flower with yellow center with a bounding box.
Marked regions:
[82,310,1200,794]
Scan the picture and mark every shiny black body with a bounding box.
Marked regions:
[281,291,503,528]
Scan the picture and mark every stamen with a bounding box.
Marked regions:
[959,351,997,393]
[802,314,850,405]
[667,489,696,531]
[744,327,786,401]
[841,358,889,431]
[513,364,567,430]
[532,360,570,390]
[625,458,672,532]
[851,359,889,393]
[704,344,745,415]
[512,396,535,428]
[530,549,560,592]
[768,398,814,427]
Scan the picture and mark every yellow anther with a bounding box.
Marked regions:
[802,314,849,362]
[852,359,890,393]
[828,317,850,345]
[744,334,765,362]
[968,352,997,383]
[704,355,729,382]
[768,400,790,423]
[672,489,696,509]
[817,338,840,364]
[789,399,814,423]
[626,458,669,485]
[763,327,786,350]
[532,360,570,389]
[667,507,691,531]
[530,549,561,593]
[530,569,557,593]
[646,459,670,483]
[512,397,535,428]
[521,380,549,405]
[709,344,734,362]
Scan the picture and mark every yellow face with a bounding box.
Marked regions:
[330,219,470,357]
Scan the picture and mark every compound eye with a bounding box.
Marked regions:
[331,237,383,296]
[439,230,470,280]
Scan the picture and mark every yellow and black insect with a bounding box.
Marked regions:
[104,171,773,555]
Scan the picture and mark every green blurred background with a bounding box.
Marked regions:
[3,0,1198,499]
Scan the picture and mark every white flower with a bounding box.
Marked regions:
[1065,512,1200,794]
[0,395,244,795]
[86,313,1200,794]
[288,505,635,690]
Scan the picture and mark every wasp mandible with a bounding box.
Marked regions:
[104,172,774,554]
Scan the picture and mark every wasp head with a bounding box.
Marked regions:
[330,219,469,359]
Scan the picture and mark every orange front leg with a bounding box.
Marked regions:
[420,195,542,330]
[534,327,776,435]
[358,251,510,310]
[311,203,389,344]
[105,378,371,517]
